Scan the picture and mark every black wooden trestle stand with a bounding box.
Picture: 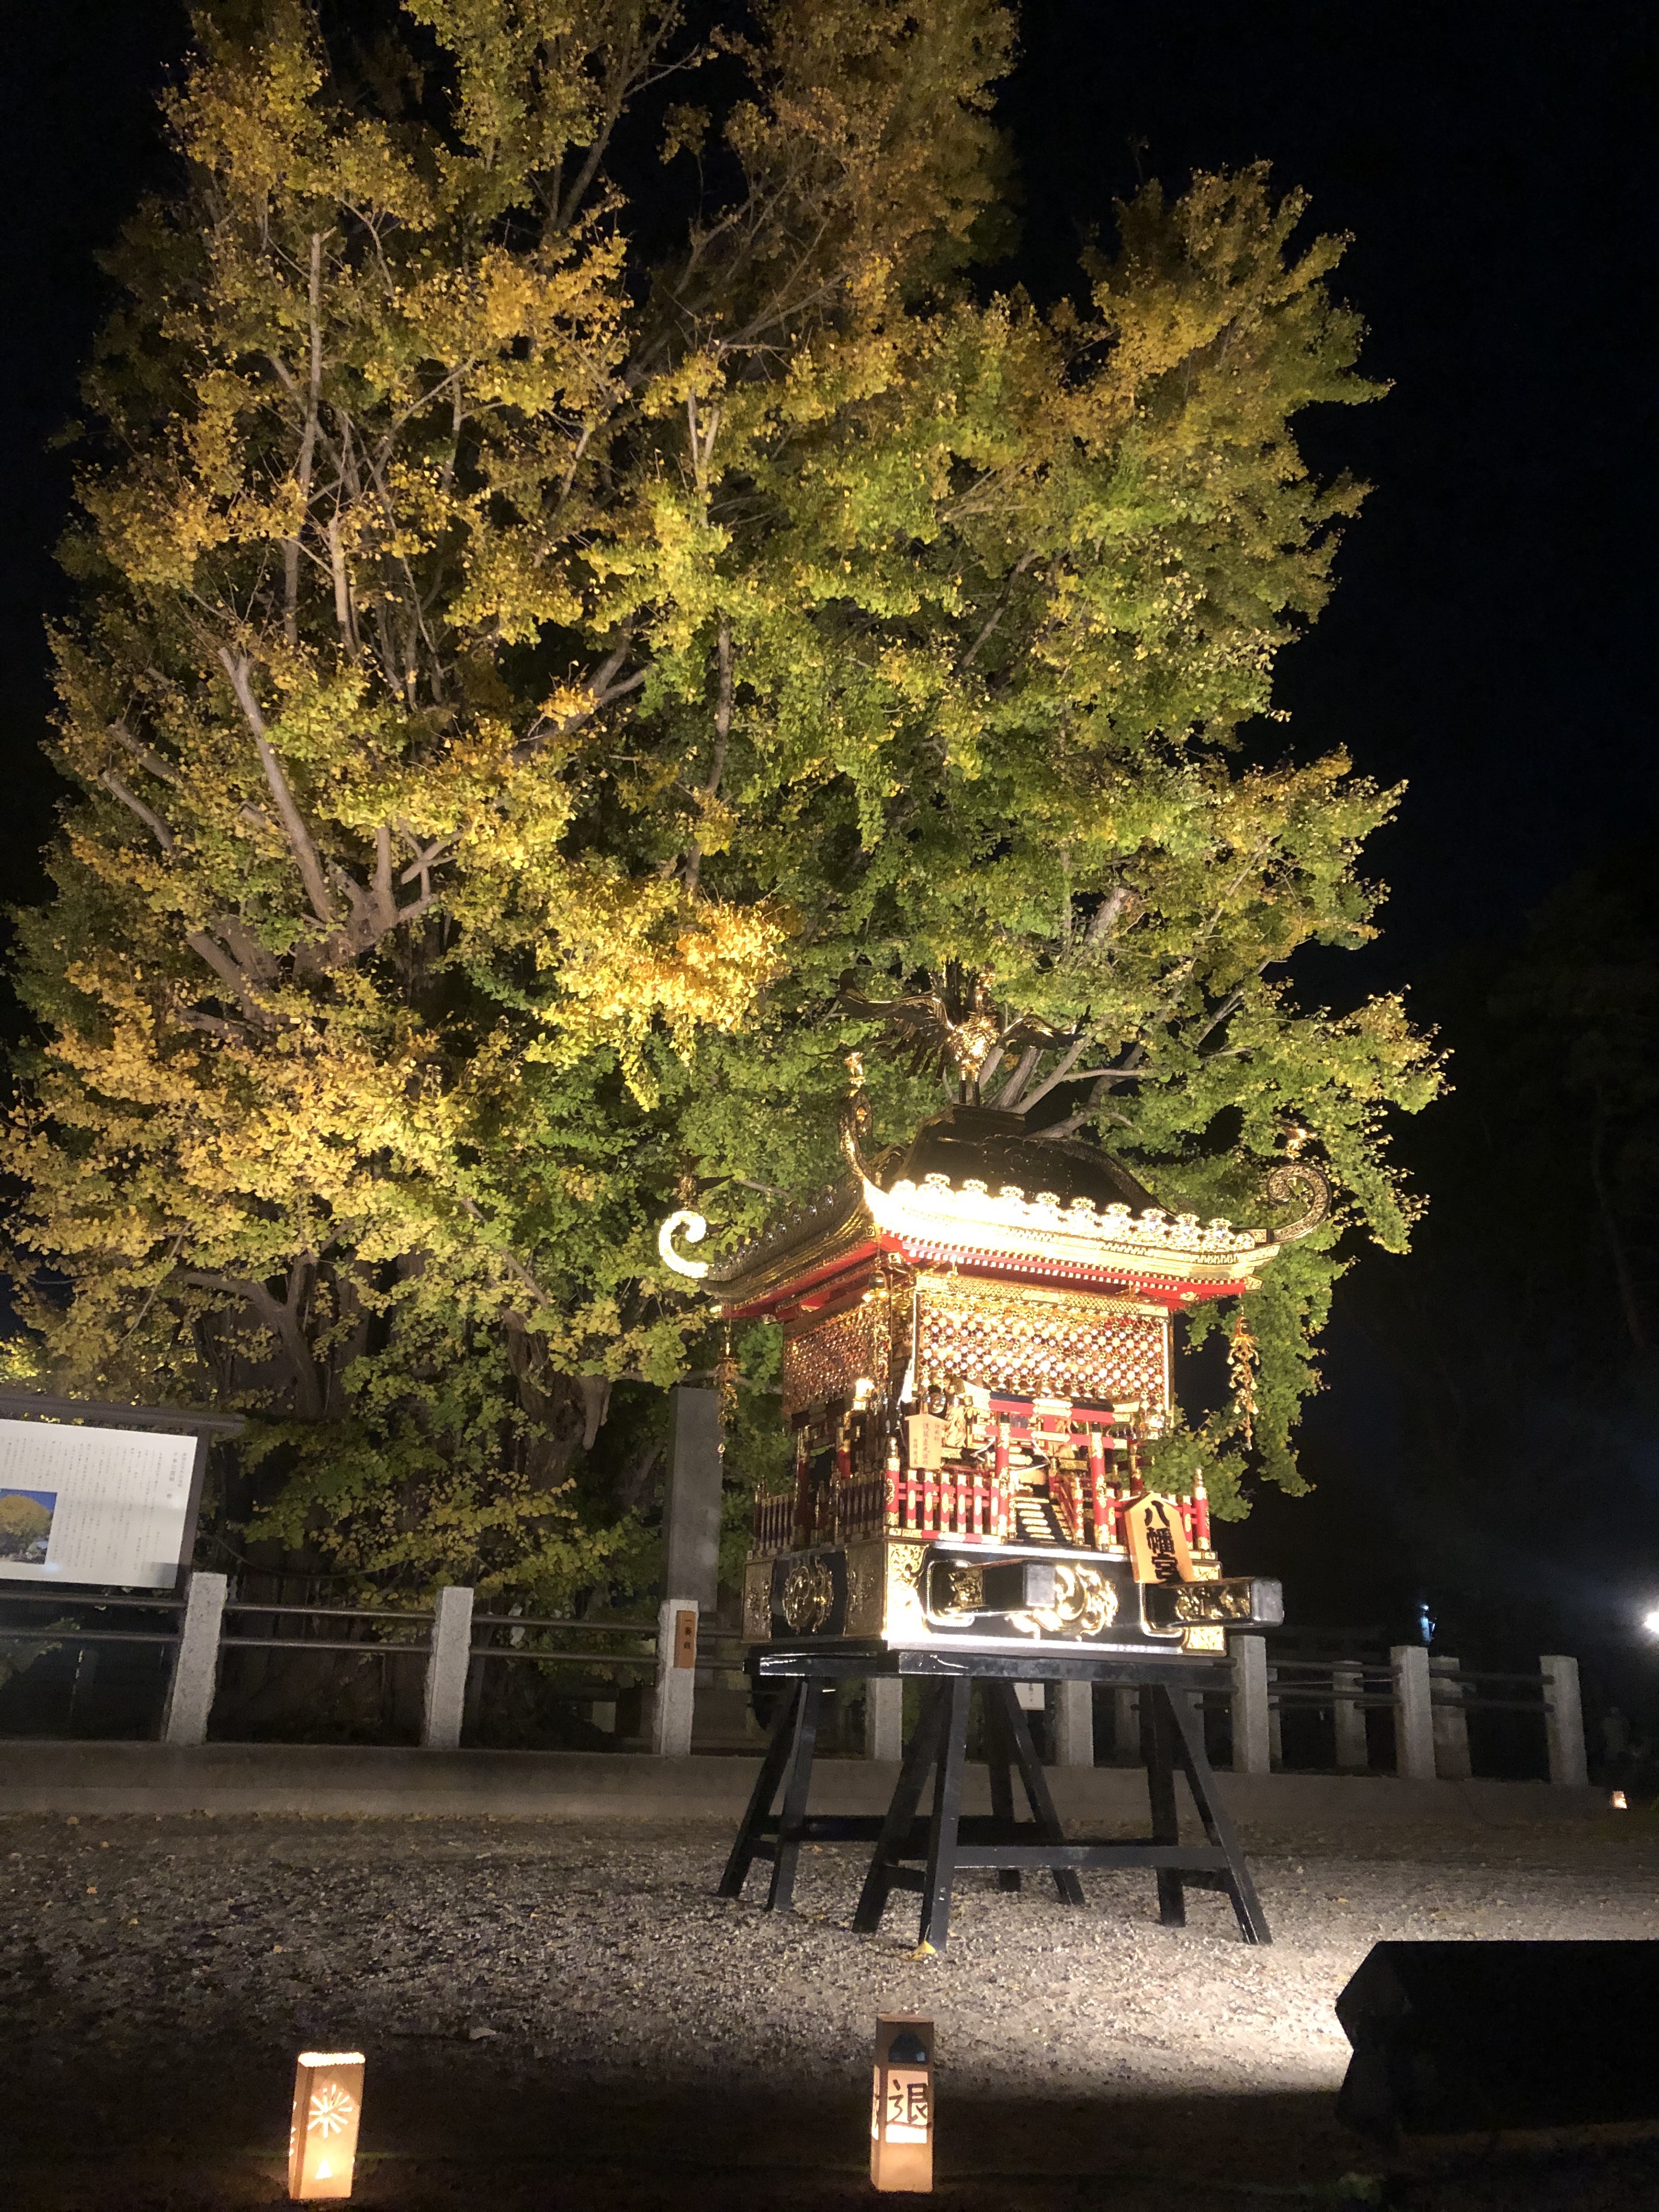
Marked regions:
[718,1654,1270,1952]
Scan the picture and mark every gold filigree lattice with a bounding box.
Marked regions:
[918,1278,1167,1409]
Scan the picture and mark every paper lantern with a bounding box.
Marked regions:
[288,2051,365,2201]
[871,2013,933,2193]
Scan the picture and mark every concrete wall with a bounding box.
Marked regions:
[0,1737,1610,1825]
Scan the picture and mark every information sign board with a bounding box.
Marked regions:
[0,1393,240,1593]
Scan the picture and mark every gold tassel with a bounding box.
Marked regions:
[715,1323,740,1431]
[1228,1308,1259,1450]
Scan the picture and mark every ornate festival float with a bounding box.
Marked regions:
[659,979,1329,1948]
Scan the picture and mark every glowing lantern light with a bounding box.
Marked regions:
[871,2013,934,2193]
[1610,1791,1629,1810]
[288,2050,365,2201]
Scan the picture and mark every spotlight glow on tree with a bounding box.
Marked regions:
[3,0,1438,1602]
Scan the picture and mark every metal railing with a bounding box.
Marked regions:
[1214,1638,1585,1786]
[0,1579,1590,1783]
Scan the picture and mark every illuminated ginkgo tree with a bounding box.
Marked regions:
[3,0,1438,1595]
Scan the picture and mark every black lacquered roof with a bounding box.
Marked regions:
[883,1105,1163,1215]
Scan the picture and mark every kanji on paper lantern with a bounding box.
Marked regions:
[871,2013,933,2193]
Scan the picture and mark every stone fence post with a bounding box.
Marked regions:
[1331,1661,1368,1771]
[651,1597,699,1756]
[1111,1685,1138,1765]
[421,1584,474,1750]
[1052,1679,1094,1766]
[1391,1644,1436,1781]
[1430,1654,1472,1779]
[1541,1653,1588,1786]
[162,1570,227,1746]
[865,1677,903,1760]
[664,1386,723,1615]
[1231,1633,1271,1774]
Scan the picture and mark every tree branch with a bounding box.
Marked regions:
[176,1264,324,1419]
[991,1044,1040,1110]
[100,771,174,851]
[511,639,647,762]
[108,720,183,788]
[1029,1074,1135,1143]
[184,929,264,1018]
[456,1197,555,1312]
[217,648,341,929]
[283,230,324,647]
[955,551,1036,674]
[1086,885,1136,944]
[683,616,731,895]
[1008,1030,1084,1106]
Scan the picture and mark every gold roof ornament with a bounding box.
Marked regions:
[660,1074,1329,1318]
[836,964,1077,1103]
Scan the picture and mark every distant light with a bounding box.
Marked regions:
[289,2051,365,2200]
[1643,1605,1659,1635]
[1610,1791,1629,1812]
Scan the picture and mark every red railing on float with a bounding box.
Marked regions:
[752,1467,1208,1556]
[752,1491,795,1553]
[882,1464,1012,1542]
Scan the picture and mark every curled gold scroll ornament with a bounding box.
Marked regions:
[1262,1159,1329,1245]
[658,1209,710,1278]
[1009,1563,1118,1640]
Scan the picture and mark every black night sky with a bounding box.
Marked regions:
[3,4,1656,1694]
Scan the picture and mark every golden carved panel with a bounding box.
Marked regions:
[782,1300,884,1417]
[780,1555,836,1634]
[885,1542,928,1642]
[917,1276,1169,1410]
[1008,1562,1119,1639]
[742,1560,773,1642]
[1170,1580,1255,1624]
[845,1541,887,1638]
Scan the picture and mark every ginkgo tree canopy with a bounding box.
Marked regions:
[2,0,1438,1599]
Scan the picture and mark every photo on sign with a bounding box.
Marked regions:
[0,1488,57,1566]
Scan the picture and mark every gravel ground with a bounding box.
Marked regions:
[3,1808,1659,2210]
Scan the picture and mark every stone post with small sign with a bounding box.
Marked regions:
[421,1584,473,1750]
[1230,1632,1271,1775]
[1429,1653,1472,1779]
[1391,1644,1436,1781]
[664,1385,723,1612]
[865,1674,904,1760]
[650,1597,700,1756]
